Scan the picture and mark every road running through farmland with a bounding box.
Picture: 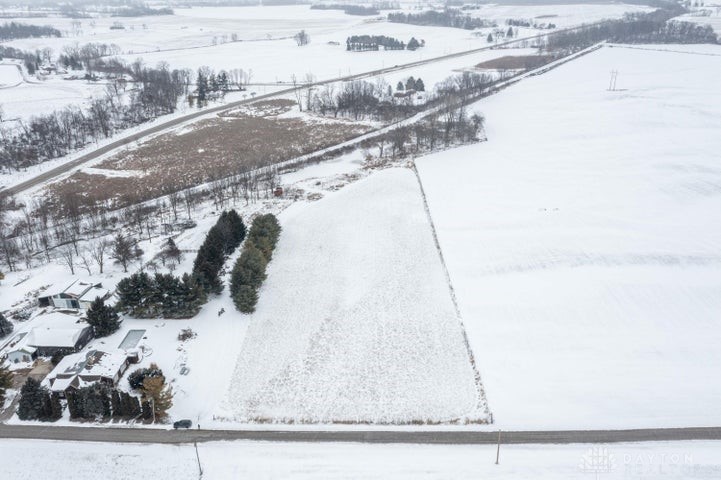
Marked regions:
[1,423,720,445]
[0,22,607,197]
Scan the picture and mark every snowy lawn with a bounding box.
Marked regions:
[222,167,487,424]
[416,44,721,430]
[2,439,721,479]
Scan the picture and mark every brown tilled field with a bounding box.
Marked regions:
[475,55,555,70]
[49,103,370,208]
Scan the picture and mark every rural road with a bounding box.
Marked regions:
[0,22,603,197]
[1,424,720,445]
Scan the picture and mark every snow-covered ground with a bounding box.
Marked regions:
[3,3,651,84]
[681,9,721,35]
[416,44,721,430]
[2,439,721,479]
[222,167,486,424]
[5,4,651,56]
[0,69,108,122]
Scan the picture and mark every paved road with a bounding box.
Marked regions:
[0,22,605,198]
[1,424,720,445]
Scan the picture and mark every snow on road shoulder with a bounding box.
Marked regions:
[3,438,721,479]
[221,167,488,424]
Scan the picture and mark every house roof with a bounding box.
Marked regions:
[27,327,87,349]
[40,279,102,300]
[62,280,100,298]
[8,345,36,355]
[78,287,111,304]
[51,349,128,382]
[25,312,89,348]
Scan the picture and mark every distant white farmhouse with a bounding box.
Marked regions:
[37,280,111,310]
[47,349,130,397]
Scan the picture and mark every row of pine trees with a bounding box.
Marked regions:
[230,214,281,313]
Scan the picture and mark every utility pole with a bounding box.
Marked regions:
[194,441,204,478]
[608,70,618,91]
[495,429,502,465]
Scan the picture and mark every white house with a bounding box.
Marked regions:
[6,312,94,360]
[37,280,111,310]
[47,349,131,397]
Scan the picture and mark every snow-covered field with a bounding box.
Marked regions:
[0,70,108,122]
[3,3,651,83]
[681,10,721,34]
[3,439,721,479]
[416,44,721,430]
[222,167,486,424]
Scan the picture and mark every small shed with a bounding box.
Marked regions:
[7,345,37,364]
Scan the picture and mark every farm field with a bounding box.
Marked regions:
[222,167,487,424]
[416,43,721,430]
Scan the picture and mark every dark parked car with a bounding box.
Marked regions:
[173,419,193,429]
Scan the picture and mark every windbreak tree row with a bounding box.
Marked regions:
[230,214,281,314]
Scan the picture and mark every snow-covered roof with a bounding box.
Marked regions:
[78,286,111,304]
[50,349,128,382]
[25,312,89,348]
[41,279,102,299]
[49,375,78,392]
[8,345,36,355]
[27,327,86,349]
[62,280,99,298]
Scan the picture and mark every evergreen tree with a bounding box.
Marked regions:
[231,246,267,292]
[17,378,52,421]
[86,297,121,337]
[0,364,12,405]
[111,389,122,417]
[49,392,63,420]
[397,81,404,91]
[0,311,13,338]
[75,383,111,419]
[405,76,416,91]
[196,70,207,105]
[487,33,493,43]
[407,37,421,50]
[141,399,153,420]
[233,284,259,314]
[414,78,425,92]
[160,237,182,267]
[131,395,142,417]
[66,390,82,419]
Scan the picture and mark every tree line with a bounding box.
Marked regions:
[311,4,379,15]
[1,60,191,172]
[0,21,61,41]
[505,18,556,29]
[16,363,172,422]
[388,8,496,30]
[230,214,281,313]
[115,210,245,319]
[346,35,423,51]
[546,3,717,52]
